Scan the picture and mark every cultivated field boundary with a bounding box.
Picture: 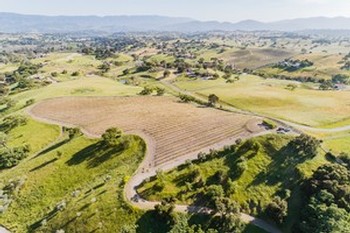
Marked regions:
[26,100,282,233]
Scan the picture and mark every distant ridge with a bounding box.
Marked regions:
[1,12,350,33]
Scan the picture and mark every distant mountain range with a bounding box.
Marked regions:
[1,12,350,33]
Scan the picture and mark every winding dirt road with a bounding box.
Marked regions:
[26,97,282,233]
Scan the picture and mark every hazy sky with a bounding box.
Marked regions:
[0,0,350,22]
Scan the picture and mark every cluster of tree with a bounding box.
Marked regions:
[62,127,82,140]
[318,74,350,90]
[208,94,219,107]
[153,195,245,233]
[341,61,350,70]
[138,86,165,96]
[101,127,129,150]
[273,59,313,72]
[331,74,350,85]
[253,71,322,84]
[0,115,30,169]
[97,62,111,74]
[0,144,31,169]
[0,97,17,110]
[81,47,116,60]
[265,196,288,224]
[288,134,321,158]
[341,53,350,70]
[0,115,27,133]
[297,163,350,232]
[2,62,42,91]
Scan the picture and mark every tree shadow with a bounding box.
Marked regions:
[30,158,58,172]
[65,142,124,168]
[136,210,171,233]
[32,139,69,160]
[248,143,307,188]
[28,208,58,231]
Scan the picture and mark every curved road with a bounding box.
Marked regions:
[124,130,282,233]
[26,108,281,233]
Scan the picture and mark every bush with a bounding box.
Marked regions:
[51,72,59,77]
[0,145,31,169]
[25,99,35,107]
[71,71,80,76]
[262,119,277,129]
[138,87,153,96]
[67,128,82,139]
[178,94,194,103]
[156,87,165,96]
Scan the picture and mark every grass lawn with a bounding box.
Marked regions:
[6,118,61,153]
[137,134,328,232]
[0,131,146,232]
[322,133,350,154]
[174,75,350,127]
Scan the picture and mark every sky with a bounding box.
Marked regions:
[0,0,350,22]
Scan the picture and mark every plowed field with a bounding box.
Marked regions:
[29,96,264,167]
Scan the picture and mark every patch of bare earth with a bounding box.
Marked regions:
[29,96,264,168]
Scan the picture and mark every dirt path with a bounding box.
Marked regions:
[27,106,281,233]
[124,130,282,233]
[0,226,10,233]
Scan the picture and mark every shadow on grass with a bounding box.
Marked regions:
[248,143,306,188]
[29,208,58,231]
[30,158,58,172]
[66,142,124,168]
[32,139,69,160]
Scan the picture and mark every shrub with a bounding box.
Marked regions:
[67,127,82,139]
[178,94,194,103]
[51,72,59,77]
[262,119,277,129]
[156,87,165,96]
[25,99,35,106]
[0,145,31,169]
[71,71,80,76]
[138,87,153,96]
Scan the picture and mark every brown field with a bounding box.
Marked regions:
[29,96,263,167]
[220,48,294,69]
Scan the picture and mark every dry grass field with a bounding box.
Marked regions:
[29,96,263,168]
[220,48,294,69]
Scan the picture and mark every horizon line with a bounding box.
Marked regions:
[0,11,349,24]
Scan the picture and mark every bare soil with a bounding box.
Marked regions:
[29,96,263,168]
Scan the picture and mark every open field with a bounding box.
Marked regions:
[32,53,103,80]
[11,76,142,109]
[174,75,350,127]
[29,96,264,168]
[258,53,350,80]
[219,48,294,69]
[7,118,61,153]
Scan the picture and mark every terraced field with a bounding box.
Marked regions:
[29,96,264,168]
